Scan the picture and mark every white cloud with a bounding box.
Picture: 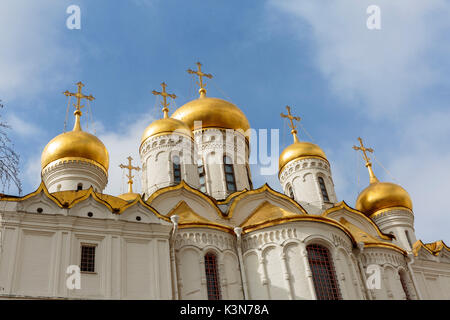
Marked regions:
[268,0,450,243]
[6,114,43,138]
[268,0,450,116]
[97,113,156,196]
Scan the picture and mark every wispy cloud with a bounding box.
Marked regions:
[0,0,80,101]
[98,113,157,196]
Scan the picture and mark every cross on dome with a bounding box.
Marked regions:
[119,156,141,194]
[187,62,213,97]
[63,81,95,131]
[353,137,379,184]
[152,82,177,118]
[281,106,301,143]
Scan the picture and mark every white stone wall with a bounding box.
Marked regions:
[279,158,337,214]
[194,129,250,200]
[140,133,199,198]
[0,201,173,300]
[174,228,244,300]
[412,252,450,299]
[370,209,416,252]
[241,222,363,300]
[359,248,418,300]
[42,160,108,193]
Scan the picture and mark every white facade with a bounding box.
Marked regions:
[1,94,449,301]
[194,128,251,200]
[279,157,337,214]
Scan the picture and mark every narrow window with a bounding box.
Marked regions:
[287,184,294,199]
[198,163,206,193]
[173,155,181,184]
[204,252,221,300]
[405,230,413,249]
[307,244,342,300]
[318,177,330,202]
[80,244,96,273]
[223,156,236,192]
[399,271,412,300]
[77,183,83,191]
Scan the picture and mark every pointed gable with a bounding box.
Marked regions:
[167,201,233,233]
[240,201,301,229]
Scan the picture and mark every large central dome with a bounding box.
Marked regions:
[171,96,250,134]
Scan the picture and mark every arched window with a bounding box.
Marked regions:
[306,244,342,300]
[223,156,236,192]
[287,184,294,199]
[204,252,221,300]
[318,177,330,202]
[399,271,412,300]
[173,156,181,184]
[198,161,206,193]
[77,183,83,191]
[405,230,413,249]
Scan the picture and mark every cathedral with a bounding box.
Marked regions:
[0,63,449,300]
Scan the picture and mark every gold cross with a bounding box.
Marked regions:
[152,82,176,118]
[63,82,95,131]
[353,137,379,184]
[119,156,141,193]
[281,106,301,143]
[187,62,213,97]
[353,137,374,165]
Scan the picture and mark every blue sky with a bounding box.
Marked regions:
[1,0,449,243]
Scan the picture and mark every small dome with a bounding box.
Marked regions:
[279,141,327,172]
[141,117,193,146]
[356,181,413,217]
[41,130,109,172]
[171,96,250,134]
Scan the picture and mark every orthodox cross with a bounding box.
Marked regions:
[187,62,213,97]
[353,137,379,183]
[280,106,301,143]
[63,81,95,131]
[119,156,141,193]
[152,82,176,118]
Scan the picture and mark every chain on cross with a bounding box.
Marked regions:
[63,81,95,131]
[187,62,213,97]
[152,82,177,118]
[281,106,301,142]
[353,137,379,183]
[119,156,141,194]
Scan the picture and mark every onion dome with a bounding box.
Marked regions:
[278,106,327,173]
[279,141,327,172]
[171,62,250,135]
[171,96,250,133]
[141,82,193,147]
[117,192,140,201]
[353,138,412,217]
[41,82,109,174]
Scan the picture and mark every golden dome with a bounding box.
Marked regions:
[171,96,250,134]
[356,181,413,217]
[141,117,193,146]
[279,141,328,172]
[41,128,109,172]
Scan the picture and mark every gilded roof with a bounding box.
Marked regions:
[167,201,233,233]
[413,240,450,257]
